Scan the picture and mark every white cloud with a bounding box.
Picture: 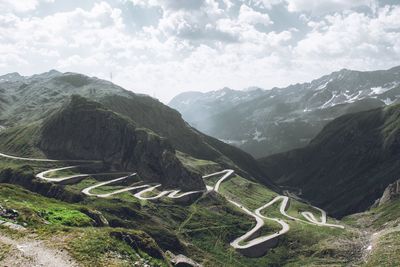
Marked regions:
[0,0,54,13]
[286,0,373,13]
[128,0,205,10]
[238,4,273,26]
[293,5,400,75]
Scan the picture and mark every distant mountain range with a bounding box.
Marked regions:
[169,66,400,158]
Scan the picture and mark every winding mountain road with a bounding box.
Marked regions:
[203,170,343,257]
[0,152,344,258]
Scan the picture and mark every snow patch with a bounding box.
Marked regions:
[320,92,338,109]
[348,90,363,103]
[383,98,396,105]
[219,139,247,146]
[370,86,387,95]
[315,79,332,91]
[253,129,267,142]
[370,83,398,95]
[216,91,226,99]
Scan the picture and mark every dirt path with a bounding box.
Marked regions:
[0,233,78,267]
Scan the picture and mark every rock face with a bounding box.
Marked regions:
[379,179,400,206]
[38,95,204,191]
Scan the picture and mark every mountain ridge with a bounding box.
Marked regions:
[169,65,400,158]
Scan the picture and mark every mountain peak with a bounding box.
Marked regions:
[29,69,62,80]
[0,72,23,82]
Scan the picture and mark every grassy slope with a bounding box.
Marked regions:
[364,232,400,267]
[343,197,400,266]
[0,123,44,157]
[0,184,167,267]
[0,153,364,266]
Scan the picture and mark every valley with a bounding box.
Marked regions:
[0,70,399,266]
[2,0,400,265]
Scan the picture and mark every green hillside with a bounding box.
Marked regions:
[259,104,400,217]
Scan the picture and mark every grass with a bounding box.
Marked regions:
[219,174,277,210]
[364,231,400,267]
[343,197,400,229]
[0,184,93,227]
[0,184,169,266]
[368,199,400,228]
[68,228,167,267]
[0,123,44,157]
[0,159,360,266]
[176,151,221,174]
[36,207,92,227]
[0,243,11,261]
[45,168,78,178]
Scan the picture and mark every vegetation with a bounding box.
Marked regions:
[219,174,277,210]
[259,104,400,217]
[0,123,43,157]
[0,184,92,227]
[0,159,362,266]
[364,231,400,267]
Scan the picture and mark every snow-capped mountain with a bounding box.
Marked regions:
[169,65,400,158]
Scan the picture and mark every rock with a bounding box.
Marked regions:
[80,209,109,227]
[0,205,19,220]
[110,231,165,260]
[166,250,202,267]
[379,179,400,206]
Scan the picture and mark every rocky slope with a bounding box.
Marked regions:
[38,95,204,191]
[170,66,400,158]
[259,104,400,217]
[377,179,400,206]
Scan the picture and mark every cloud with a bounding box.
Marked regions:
[128,0,204,10]
[285,0,373,13]
[238,4,273,26]
[0,0,54,13]
[0,0,399,102]
[252,0,284,9]
[293,4,400,74]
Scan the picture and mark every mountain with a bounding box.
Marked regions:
[2,70,400,266]
[39,95,204,191]
[0,70,276,190]
[169,66,400,158]
[258,103,400,217]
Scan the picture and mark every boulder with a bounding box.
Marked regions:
[379,179,400,206]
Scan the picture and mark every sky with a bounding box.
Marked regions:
[0,0,399,102]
